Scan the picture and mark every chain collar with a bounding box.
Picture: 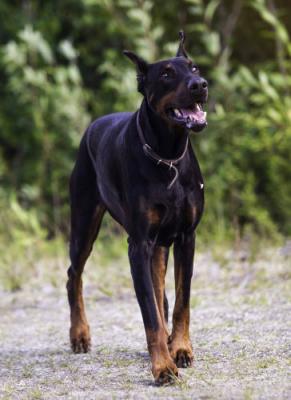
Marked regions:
[136,110,189,189]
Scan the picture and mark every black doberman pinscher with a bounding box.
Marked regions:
[67,31,208,384]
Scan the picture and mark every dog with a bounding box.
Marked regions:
[66,31,208,385]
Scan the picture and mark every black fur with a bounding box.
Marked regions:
[67,31,208,383]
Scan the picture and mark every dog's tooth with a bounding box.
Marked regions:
[197,104,201,111]
[174,108,181,117]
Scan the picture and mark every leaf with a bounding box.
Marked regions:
[204,31,220,56]
[204,0,220,24]
[59,40,78,60]
[19,25,53,63]
[238,66,258,87]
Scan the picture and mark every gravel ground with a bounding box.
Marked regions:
[0,247,290,399]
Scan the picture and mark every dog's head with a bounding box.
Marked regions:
[124,31,208,133]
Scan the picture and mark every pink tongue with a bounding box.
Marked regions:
[181,108,205,122]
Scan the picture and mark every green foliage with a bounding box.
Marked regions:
[197,60,291,239]
[0,0,290,252]
[195,0,291,239]
[0,25,90,234]
[0,191,46,290]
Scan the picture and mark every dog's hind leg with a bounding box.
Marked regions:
[151,246,170,339]
[67,136,106,353]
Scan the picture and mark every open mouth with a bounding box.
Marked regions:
[167,103,207,132]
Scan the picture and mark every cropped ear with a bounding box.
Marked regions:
[123,50,149,94]
[176,30,188,58]
[123,50,148,74]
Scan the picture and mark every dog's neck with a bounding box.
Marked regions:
[138,99,189,159]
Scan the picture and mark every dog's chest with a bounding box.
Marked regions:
[146,185,204,246]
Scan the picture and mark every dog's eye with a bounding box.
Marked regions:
[191,65,198,73]
[161,68,175,79]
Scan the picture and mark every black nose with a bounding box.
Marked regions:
[188,77,208,95]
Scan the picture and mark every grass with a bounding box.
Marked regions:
[28,388,43,400]
[1,233,288,296]
[0,223,290,398]
[22,366,33,379]
[256,357,277,370]
[190,295,201,309]
[0,205,290,296]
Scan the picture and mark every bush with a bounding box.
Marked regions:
[0,0,290,243]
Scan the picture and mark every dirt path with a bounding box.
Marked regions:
[0,249,290,399]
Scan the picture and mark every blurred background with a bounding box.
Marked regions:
[0,0,290,291]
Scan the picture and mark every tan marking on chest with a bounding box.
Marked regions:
[147,208,160,225]
[186,205,197,224]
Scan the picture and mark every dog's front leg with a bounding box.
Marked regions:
[128,238,178,384]
[169,232,195,368]
[151,246,170,339]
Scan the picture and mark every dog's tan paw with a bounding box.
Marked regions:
[169,340,194,368]
[153,359,179,385]
[70,324,91,353]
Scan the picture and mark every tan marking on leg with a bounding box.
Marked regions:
[146,328,178,384]
[151,247,169,338]
[145,251,178,384]
[169,258,194,367]
[68,205,105,353]
[69,277,91,353]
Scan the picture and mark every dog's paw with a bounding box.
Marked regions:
[153,360,179,385]
[70,324,91,353]
[173,349,193,368]
[169,340,194,368]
